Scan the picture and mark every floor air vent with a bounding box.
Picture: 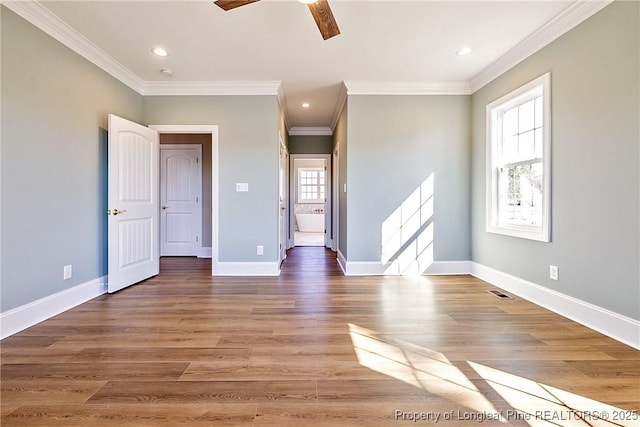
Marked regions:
[488,290,513,299]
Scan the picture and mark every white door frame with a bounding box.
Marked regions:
[159,144,203,257]
[149,125,218,276]
[332,143,339,252]
[289,154,332,248]
[278,135,289,263]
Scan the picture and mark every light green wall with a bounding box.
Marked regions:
[1,7,144,311]
[470,1,639,319]
[346,95,471,263]
[143,96,280,263]
[288,135,333,154]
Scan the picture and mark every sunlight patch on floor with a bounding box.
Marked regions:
[350,323,639,426]
[348,323,500,416]
[469,361,638,427]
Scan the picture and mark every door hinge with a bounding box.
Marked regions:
[196,235,199,242]
[196,196,199,203]
[196,157,199,164]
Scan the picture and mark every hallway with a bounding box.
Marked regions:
[279,247,343,277]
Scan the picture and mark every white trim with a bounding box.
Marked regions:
[149,125,219,276]
[290,154,332,248]
[424,261,472,275]
[0,276,107,339]
[198,247,212,258]
[2,0,145,93]
[471,262,640,350]
[215,262,280,276]
[330,83,348,131]
[341,260,471,276]
[470,0,613,92]
[343,81,472,95]
[288,127,333,136]
[331,143,340,252]
[6,0,611,103]
[337,250,347,274]
[142,81,281,96]
[149,125,217,134]
[485,73,551,242]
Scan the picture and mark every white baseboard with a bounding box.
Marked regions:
[424,261,472,275]
[337,250,347,274]
[471,262,640,350]
[0,276,107,339]
[342,259,471,276]
[213,261,280,276]
[198,247,212,258]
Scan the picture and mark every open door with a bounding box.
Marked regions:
[107,114,159,293]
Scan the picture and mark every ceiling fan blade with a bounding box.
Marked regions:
[214,0,260,11]
[307,0,340,40]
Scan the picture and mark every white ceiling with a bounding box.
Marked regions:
[13,0,603,131]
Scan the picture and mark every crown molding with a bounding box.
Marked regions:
[3,1,282,97]
[329,82,348,131]
[343,81,472,95]
[5,0,614,121]
[141,81,282,96]
[288,127,333,136]
[3,0,145,93]
[469,0,614,92]
[276,84,291,133]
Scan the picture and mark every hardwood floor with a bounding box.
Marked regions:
[2,248,638,426]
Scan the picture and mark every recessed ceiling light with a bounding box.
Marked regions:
[160,69,174,77]
[152,47,169,57]
[457,46,472,56]
[302,103,310,108]
[297,0,317,4]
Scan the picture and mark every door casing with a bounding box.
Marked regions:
[289,154,332,248]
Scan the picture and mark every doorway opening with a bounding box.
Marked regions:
[290,155,331,247]
[150,125,218,276]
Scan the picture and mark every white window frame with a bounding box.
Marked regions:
[486,73,551,242]
[298,167,326,204]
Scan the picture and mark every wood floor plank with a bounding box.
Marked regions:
[1,248,638,425]
[1,403,257,426]
[1,380,107,412]
[66,347,252,363]
[88,380,317,403]
[1,362,189,381]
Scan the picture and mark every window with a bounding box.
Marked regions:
[486,73,551,242]
[298,168,325,203]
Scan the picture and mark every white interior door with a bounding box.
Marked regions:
[108,114,159,293]
[160,145,202,256]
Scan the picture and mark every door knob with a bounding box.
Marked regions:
[107,208,127,216]
[161,205,169,210]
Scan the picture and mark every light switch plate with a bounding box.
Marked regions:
[236,183,249,192]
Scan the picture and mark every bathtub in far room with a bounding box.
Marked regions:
[295,214,324,233]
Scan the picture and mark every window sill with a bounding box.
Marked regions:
[486,224,550,242]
